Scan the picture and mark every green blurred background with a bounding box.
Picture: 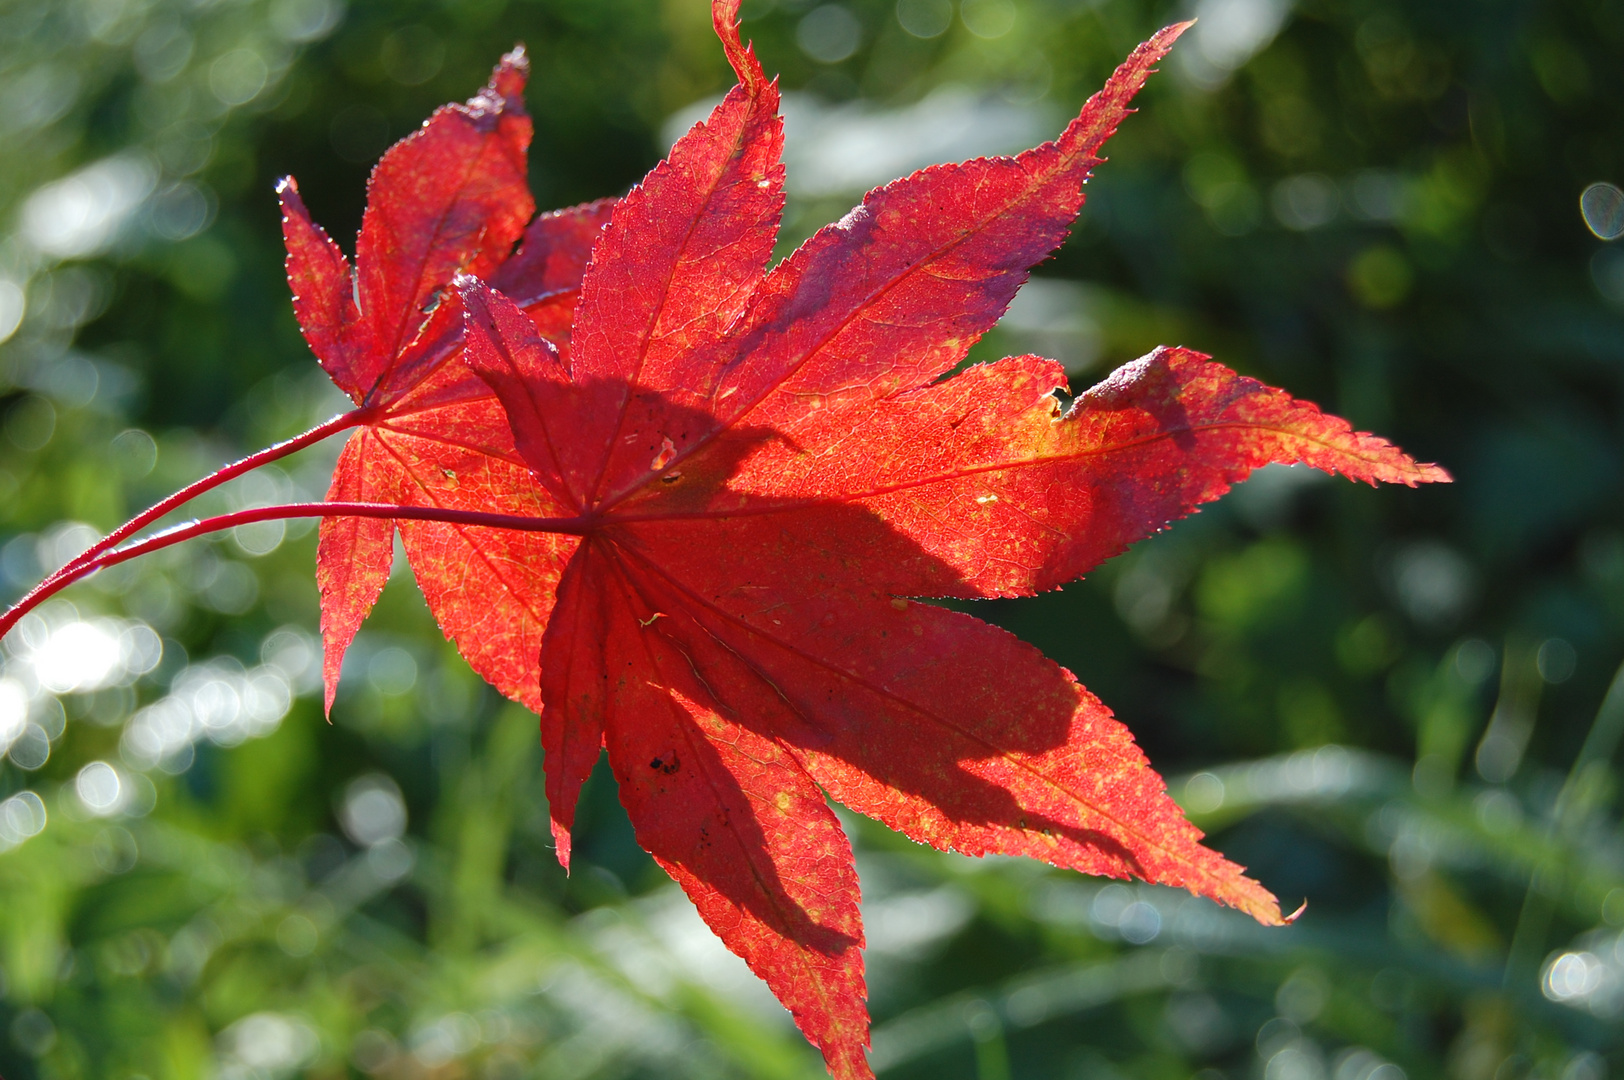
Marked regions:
[2,0,1622,1077]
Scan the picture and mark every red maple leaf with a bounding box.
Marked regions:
[438,5,1448,1077]
[0,6,1452,1072]
[278,50,614,712]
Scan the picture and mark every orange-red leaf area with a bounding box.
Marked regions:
[283,3,1448,1077]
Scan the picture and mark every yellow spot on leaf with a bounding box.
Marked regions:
[651,437,677,471]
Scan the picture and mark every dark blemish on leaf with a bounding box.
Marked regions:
[650,754,680,775]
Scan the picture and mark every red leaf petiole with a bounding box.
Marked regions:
[0,499,594,639]
[1,408,374,639]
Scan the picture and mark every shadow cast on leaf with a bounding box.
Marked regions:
[527,385,1164,933]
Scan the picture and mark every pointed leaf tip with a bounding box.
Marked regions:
[320,633,343,720]
[1144,20,1193,56]
[275,175,311,222]
[712,0,765,90]
[1057,22,1191,163]
[486,44,529,104]
[457,275,496,336]
[1413,461,1452,485]
[552,827,573,874]
[712,0,742,40]
[455,275,508,342]
[1108,21,1192,88]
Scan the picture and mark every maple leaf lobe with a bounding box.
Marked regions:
[284,55,613,716]
[278,176,369,402]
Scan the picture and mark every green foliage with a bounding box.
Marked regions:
[1,0,1622,1078]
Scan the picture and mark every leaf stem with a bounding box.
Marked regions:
[1,409,369,639]
[0,501,594,641]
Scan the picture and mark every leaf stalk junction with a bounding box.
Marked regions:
[0,410,591,641]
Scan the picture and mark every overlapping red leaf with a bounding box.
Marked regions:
[279,51,613,712]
